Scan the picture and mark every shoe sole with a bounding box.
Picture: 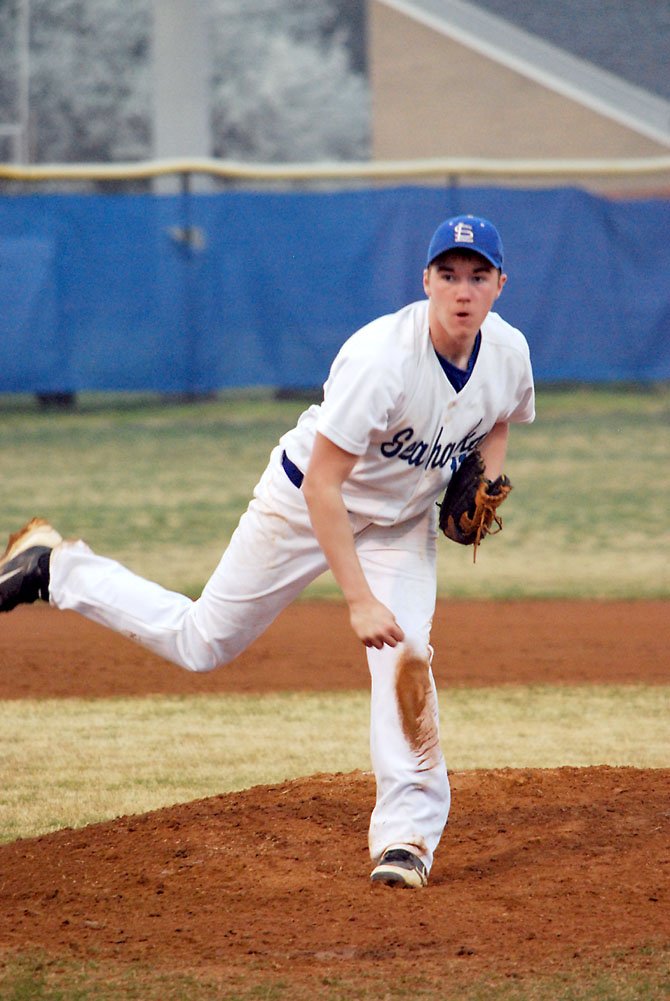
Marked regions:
[0,518,62,567]
[370,864,428,888]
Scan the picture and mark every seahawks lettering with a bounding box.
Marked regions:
[381,421,487,471]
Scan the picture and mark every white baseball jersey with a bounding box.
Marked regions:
[280,299,535,524]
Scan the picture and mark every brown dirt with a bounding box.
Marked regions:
[1,598,668,699]
[1,600,669,995]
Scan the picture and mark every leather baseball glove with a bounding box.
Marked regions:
[438,448,512,562]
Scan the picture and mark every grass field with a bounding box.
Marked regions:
[1,684,667,843]
[1,950,668,1001]
[0,384,668,599]
[2,949,668,1001]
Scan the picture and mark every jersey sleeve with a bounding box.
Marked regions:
[315,328,404,455]
[506,337,536,424]
[488,317,536,425]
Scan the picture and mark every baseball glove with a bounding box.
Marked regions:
[438,448,512,562]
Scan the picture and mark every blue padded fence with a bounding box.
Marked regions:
[0,185,668,393]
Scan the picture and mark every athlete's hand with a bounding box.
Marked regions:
[348,597,405,650]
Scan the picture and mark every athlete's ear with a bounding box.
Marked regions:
[496,272,508,297]
[422,267,431,296]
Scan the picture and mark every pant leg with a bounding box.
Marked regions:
[49,458,329,672]
[357,507,450,872]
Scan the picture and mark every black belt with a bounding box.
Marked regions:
[281,450,304,488]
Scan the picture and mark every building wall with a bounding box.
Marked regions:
[369,1,670,192]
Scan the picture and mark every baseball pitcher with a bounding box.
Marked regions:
[0,215,535,888]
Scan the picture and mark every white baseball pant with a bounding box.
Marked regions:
[49,447,451,870]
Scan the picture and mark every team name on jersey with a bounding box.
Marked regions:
[380,422,487,471]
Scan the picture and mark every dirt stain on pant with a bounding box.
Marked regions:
[394,649,442,771]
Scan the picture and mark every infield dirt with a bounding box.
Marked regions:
[1,599,668,997]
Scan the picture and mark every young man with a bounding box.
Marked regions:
[0,215,535,888]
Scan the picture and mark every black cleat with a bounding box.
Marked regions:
[370,848,428,888]
[0,518,62,612]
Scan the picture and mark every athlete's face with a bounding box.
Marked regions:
[423,251,506,363]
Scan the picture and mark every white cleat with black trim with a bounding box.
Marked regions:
[370,848,428,888]
[0,518,62,612]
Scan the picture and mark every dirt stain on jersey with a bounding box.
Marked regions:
[394,649,441,771]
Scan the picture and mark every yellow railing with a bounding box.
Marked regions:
[1,154,670,183]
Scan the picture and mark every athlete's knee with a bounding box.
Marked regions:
[174,635,232,673]
[179,653,220,673]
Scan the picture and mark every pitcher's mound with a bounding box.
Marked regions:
[1,767,667,994]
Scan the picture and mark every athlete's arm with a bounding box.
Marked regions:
[478,421,509,480]
[302,432,405,650]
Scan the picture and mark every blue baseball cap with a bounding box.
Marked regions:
[426,214,504,270]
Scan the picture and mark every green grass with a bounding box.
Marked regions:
[0,390,311,597]
[0,948,668,1000]
[1,685,667,843]
[438,384,670,597]
[0,385,668,598]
